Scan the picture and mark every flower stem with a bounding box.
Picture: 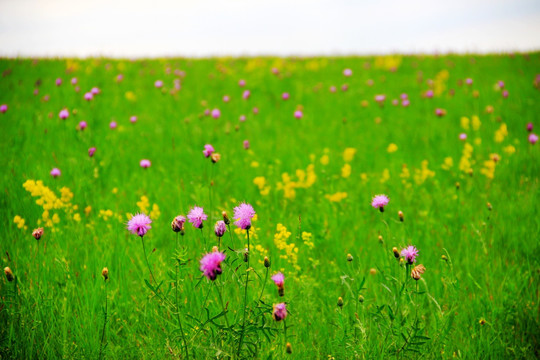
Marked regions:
[175,233,189,359]
[257,267,269,304]
[141,236,156,283]
[215,280,230,328]
[237,229,250,355]
[98,281,108,360]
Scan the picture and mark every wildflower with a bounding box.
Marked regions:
[459,133,467,141]
[102,267,109,280]
[154,80,163,88]
[50,168,61,178]
[411,264,426,280]
[239,115,246,122]
[200,251,226,280]
[222,211,230,225]
[294,110,303,119]
[425,89,434,98]
[392,247,400,259]
[487,202,492,211]
[337,297,344,308]
[130,116,137,123]
[32,227,44,240]
[401,245,419,264]
[264,256,271,268]
[243,140,250,149]
[109,121,117,129]
[527,123,533,132]
[238,79,246,87]
[242,90,250,99]
[529,133,538,145]
[435,108,446,117]
[59,109,69,120]
[358,295,364,303]
[223,95,230,102]
[203,144,214,158]
[346,253,353,262]
[402,99,410,107]
[498,80,505,89]
[140,159,151,168]
[171,215,186,233]
[233,203,255,230]
[84,92,93,101]
[369,268,377,275]
[4,267,14,282]
[71,77,77,85]
[502,90,509,98]
[272,303,287,321]
[343,68,352,77]
[286,343,292,354]
[0,104,7,113]
[214,220,226,237]
[272,272,285,296]
[253,107,259,114]
[127,213,152,237]
[211,108,221,119]
[466,78,473,85]
[282,92,290,100]
[88,147,96,157]
[398,211,404,222]
[374,94,386,104]
[56,78,62,86]
[371,194,389,212]
[188,206,207,229]
[79,121,87,130]
[479,318,486,325]
[211,153,221,163]
[91,87,100,95]
[330,85,337,93]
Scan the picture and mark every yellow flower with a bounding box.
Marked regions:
[472,116,481,131]
[343,148,357,162]
[380,169,390,183]
[320,155,329,165]
[503,145,515,154]
[460,117,470,130]
[73,213,81,222]
[441,157,453,170]
[341,164,351,178]
[325,192,348,202]
[494,124,508,143]
[387,143,398,153]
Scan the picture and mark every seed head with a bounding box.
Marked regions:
[102,267,109,281]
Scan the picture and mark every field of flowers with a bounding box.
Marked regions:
[1,54,539,359]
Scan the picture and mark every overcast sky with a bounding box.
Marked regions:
[1,0,539,57]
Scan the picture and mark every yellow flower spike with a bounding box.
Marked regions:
[387,143,398,153]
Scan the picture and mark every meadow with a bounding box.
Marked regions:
[0,53,539,359]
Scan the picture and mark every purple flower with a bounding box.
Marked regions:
[330,86,336,93]
[529,133,538,145]
[435,108,446,117]
[50,168,61,177]
[526,123,533,132]
[84,92,93,101]
[400,93,408,100]
[498,80,505,89]
[203,144,214,158]
[211,108,221,119]
[233,202,255,230]
[282,92,290,100]
[88,147,96,157]
[465,78,473,85]
[109,121,117,129]
[59,109,69,120]
[0,104,7,113]
[79,121,87,130]
[272,303,287,321]
[401,245,419,264]
[343,68,353,77]
[271,272,284,290]
[154,80,163,88]
[252,107,259,114]
[172,215,186,232]
[238,79,246,87]
[294,110,303,119]
[402,99,410,107]
[375,94,386,103]
[116,74,124,82]
[130,116,137,123]
[223,95,230,103]
[271,67,279,75]
[242,90,250,100]
[371,194,389,212]
[71,77,78,85]
[243,140,250,149]
[214,220,226,237]
[127,213,152,237]
[425,90,434,98]
[392,99,399,106]
[91,87,100,95]
[502,90,509,98]
[459,133,467,141]
[200,251,226,280]
[188,206,207,229]
[55,78,62,86]
[140,159,151,168]
[341,84,349,92]
[239,115,246,122]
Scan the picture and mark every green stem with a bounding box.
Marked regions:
[200,227,206,250]
[98,281,108,360]
[141,236,156,283]
[175,233,189,359]
[236,229,251,356]
[257,267,269,304]
[215,281,230,328]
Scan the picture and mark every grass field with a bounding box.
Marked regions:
[1,54,539,359]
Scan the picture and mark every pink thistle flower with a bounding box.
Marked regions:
[498,80,505,89]
[401,245,419,264]
[88,147,96,157]
[375,94,386,103]
[233,202,255,230]
[130,116,137,123]
[204,109,210,116]
[33,89,39,96]
[200,251,226,281]
[59,109,69,120]
[172,215,186,232]
[435,108,446,117]
[203,144,215,158]
[272,303,287,321]
[116,74,124,82]
[223,95,230,103]
[43,95,50,102]
[272,272,285,296]
[425,90,434,98]
[502,90,509,98]
[243,140,250,149]
[341,84,349,92]
[91,87,100,95]
[0,104,7,113]
[50,168,61,178]
[402,99,410,107]
[242,90,250,100]
[74,86,80,93]
[140,159,151,168]
[71,77,77,85]
[330,86,337,93]
[526,123,533,132]
[371,194,389,212]
[282,92,290,100]
[109,121,117,129]
[465,78,473,85]
[238,79,246,87]
[529,133,538,145]
[343,68,353,77]
[154,80,163,88]
[55,78,62,86]
[84,92,93,101]
[366,79,374,86]
[271,67,280,75]
[459,133,467,141]
[401,93,408,100]
[78,121,87,130]
[392,99,399,106]
[211,109,221,119]
[127,213,152,237]
[188,206,208,229]
[239,115,246,122]
[252,107,259,114]
[214,220,226,237]
[294,110,303,119]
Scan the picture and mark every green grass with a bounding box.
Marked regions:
[0,54,539,359]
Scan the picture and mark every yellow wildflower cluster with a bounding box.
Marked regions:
[13,215,27,230]
[136,196,161,220]
[150,204,161,220]
[253,176,271,195]
[480,155,499,179]
[276,165,317,200]
[414,160,436,185]
[459,143,474,173]
[343,148,357,162]
[441,157,453,170]
[99,209,114,221]
[471,116,481,131]
[387,143,398,153]
[399,164,412,188]
[461,117,470,130]
[254,244,269,265]
[341,164,351,178]
[374,56,402,71]
[320,155,329,165]
[494,124,508,143]
[380,169,390,183]
[325,192,348,202]
[433,69,450,96]
[23,180,78,228]
[302,232,314,249]
[503,145,516,154]
[274,224,300,271]
[234,214,259,240]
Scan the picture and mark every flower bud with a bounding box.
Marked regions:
[346,253,353,262]
[211,153,221,163]
[286,343,292,354]
[102,267,109,280]
[487,202,492,211]
[32,227,44,240]
[171,216,186,233]
[222,211,230,225]
[337,297,344,308]
[479,318,486,325]
[212,246,219,253]
[398,211,404,222]
[4,267,14,282]
[441,254,448,261]
[358,294,364,303]
[243,248,249,262]
[378,235,383,244]
[264,256,270,268]
[455,182,460,190]
[392,247,400,259]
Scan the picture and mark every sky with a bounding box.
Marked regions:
[0,0,539,57]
